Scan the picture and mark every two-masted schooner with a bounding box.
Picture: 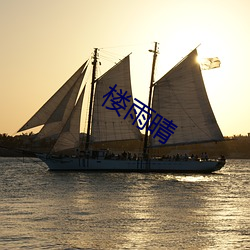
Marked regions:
[18,43,226,172]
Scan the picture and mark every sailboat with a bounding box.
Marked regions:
[18,43,226,173]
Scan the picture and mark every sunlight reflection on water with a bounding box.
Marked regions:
[175,175,214,182]
[0,158,249,249]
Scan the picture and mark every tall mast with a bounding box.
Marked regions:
[143,42,159,159]
[85,48,98,155]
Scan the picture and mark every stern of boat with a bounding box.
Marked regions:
[214,158,226,171]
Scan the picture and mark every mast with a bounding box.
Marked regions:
[85,48,98,155]
[143,42,159,159]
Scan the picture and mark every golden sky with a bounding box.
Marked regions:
[0,0,249,136]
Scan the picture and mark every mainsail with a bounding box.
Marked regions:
[150,49,223,147]
[52,86,86,153]
[91,55,141,142]
[18,61,88,133]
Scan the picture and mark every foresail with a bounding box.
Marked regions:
[91,56,141,142]
[35,71,85,140]
[52,86,85,153]
[150,49,223,147]
[18,61,88,132]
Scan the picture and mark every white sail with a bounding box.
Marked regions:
[91,56,141,142]
[35,71,85,140]
[18,61,88,132]
[52,86,86,152]
[150,49,224,147]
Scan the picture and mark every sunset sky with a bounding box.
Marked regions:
[0,0,249,136]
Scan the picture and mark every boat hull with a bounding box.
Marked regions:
[40,157,225,173]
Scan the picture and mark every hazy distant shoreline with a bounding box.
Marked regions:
[0,147,35,157]
[1,134,250,159]
[1,147,249,159]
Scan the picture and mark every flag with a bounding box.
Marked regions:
[200,57,221,70]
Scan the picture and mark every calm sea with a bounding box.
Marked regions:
[0,158,249,250]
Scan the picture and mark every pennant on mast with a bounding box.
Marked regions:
[200,57,221,70]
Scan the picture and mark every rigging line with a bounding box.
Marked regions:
[100,49,125,57]
[100,50,123,58]
[99,49,133,65]
[99,42,150,50]
[83,92,89,134]
[153,48,199,87]
[96,65,102,80]
[99,54,116,59]
[48,84,87,154]
[95,55,131,83]
[99,55,120,65]
[99,52,124,63]
[99,52,121,59]
[168,84,213,140]
[100,51,125,59]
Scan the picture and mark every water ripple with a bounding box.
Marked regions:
[0,158,249,249]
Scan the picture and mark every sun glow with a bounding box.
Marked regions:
[196,55,201,64]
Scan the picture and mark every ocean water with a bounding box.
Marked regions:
[0,158,249,250]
